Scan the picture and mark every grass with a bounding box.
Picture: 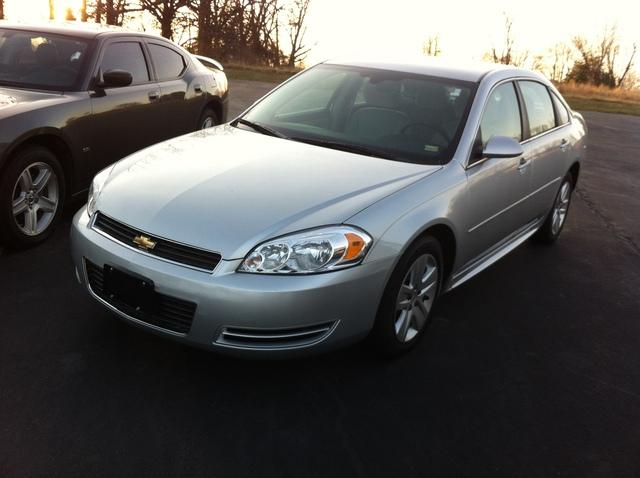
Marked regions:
[556,81,640,116]
[223,63,300,83]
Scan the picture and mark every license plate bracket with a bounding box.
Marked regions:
[103,265,156,316]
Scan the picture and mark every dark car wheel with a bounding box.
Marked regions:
[533,174,573,244]
[369,236,443,357]
[198,108,219,130]
[0,146,65,248]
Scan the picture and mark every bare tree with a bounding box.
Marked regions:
[49,0,56,19]
[0,0,4,20]
[138,0,189,39]
[81,0,89,21]
[423,35,441,57]
[549,42,574,82]
[286,0,310,67]
[485,14,529,67]
[569,26,637,87]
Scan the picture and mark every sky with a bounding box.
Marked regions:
[4,0,640,74]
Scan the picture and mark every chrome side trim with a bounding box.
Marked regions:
[89,212,219,274]
[214,321,340,351]
[82,258,187,338]
[468,177,560,233]
[446,218,542,292]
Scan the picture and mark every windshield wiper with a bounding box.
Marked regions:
[233,118,288,139]
[291,137,402,161]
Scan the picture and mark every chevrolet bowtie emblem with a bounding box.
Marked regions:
[133,235,156,250]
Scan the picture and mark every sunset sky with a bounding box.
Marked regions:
[4,0,640,74]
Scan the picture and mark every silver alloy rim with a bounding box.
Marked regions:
[12,162,59,236]
[551,181,571,236]
[394,253,439,343]
[201,116,214,129]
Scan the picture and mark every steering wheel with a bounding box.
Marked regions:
[401,122,451,143]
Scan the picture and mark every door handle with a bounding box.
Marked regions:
[148,90,160,101]
[194,84,203,94]
[517,157,530,174]
[560,138,569,152]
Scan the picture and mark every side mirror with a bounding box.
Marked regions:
[482,135,523,159]
[98,69,133,88]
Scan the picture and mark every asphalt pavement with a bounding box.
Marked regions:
[1,82,639,477]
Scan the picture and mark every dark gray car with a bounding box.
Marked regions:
[0,22,228,248]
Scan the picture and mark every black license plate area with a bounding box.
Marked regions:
[103,265,156,316]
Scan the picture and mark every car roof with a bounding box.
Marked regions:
[323,57,536,83]
[0,20,167,41]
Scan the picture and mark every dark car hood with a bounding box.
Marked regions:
[0,87,67,118]
[97,125,442,259]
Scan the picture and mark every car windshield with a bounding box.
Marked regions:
[240,64,476,164]
[0,29,90,91]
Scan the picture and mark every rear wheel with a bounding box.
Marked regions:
[533,174,573,244]
[369,236,443,356]
[0,146,65,248]
[198,108,219,130]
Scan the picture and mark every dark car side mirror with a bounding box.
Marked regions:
[482,135,523,159]
[98,69,133,88]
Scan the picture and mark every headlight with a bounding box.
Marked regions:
[86,166,113,217]
[238,226,372,274]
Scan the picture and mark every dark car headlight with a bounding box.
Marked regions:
[238,226,372,274]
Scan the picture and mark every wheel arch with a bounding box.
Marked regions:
[568,161,580,187]
[202,97,223,125]
[1,129,75,192]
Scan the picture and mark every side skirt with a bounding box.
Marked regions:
[444,218,543,293]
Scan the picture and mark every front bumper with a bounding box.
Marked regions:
[70,208,392,357]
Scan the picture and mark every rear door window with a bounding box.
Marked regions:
[519,81,556,137]
[148,43,186,81]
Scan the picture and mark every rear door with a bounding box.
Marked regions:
[89,38,164,171]
[518,80,572,218]
[146,41,206,137]
[462,81,533,263]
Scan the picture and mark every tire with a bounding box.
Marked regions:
[368,236,444,357]
[533,174,573,245]
[0,146,66,249]
[198,108,219,130]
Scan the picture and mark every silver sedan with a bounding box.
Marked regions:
[71,59,587,356]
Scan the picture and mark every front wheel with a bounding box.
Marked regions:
[368,236,443,356]
[533,174,573,244]
[0,146,65,248]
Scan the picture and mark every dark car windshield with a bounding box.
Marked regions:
[0,29,90,91]
[239,64,476,164]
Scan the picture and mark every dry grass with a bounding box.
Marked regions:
[556,81,640,103]
[223,63,300,83]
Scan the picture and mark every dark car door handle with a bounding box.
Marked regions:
[194,84,203,94]
[560,138,569,151]
[148,90,160,101]
[517,157,530,173]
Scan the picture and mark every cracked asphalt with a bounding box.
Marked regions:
[1,82,639,477]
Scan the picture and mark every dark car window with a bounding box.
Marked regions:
[519,81,556,137]
[0,29,89,90]
[551,92,570,125]
[480,82,522,147]
[148,43,185,81]
[100,42,149,85]
[241,64,476,165]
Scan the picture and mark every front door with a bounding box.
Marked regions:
[88,39,164,174]
[461,81,533,265]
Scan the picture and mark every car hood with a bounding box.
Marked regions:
[97,125,441,259]
[0,87,66,117]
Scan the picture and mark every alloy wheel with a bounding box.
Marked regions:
[11,162,59,236]
[551,181,571,236]
[201,116,215,129]
[394,253,439,343]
